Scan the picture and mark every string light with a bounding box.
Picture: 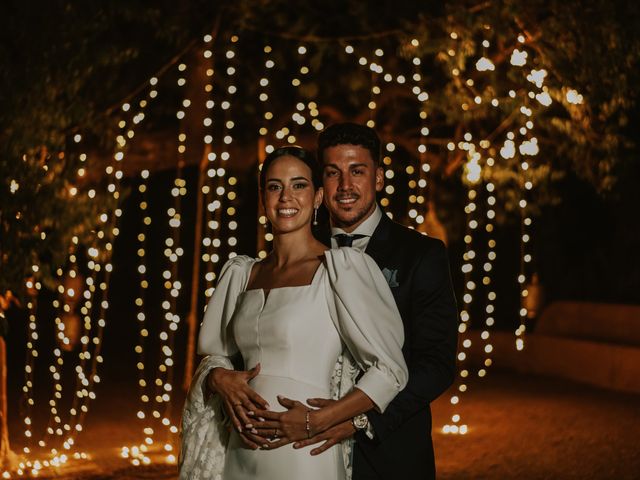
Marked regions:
[27,142,104,467]
[410,38,430,228]
[64,105,134,452]
[11,114,129,473]
[202,34,224,296]
[220,35,239,267]
[443,142,480,435]
[257,42,274,258]
[367,47,381,129]
[133,169,152,454]
[516,135,536,349]
[148,60,190,460]
[20,293,40,454]
[42,267,67,447]
[478,161,497,378]
[381,149,394,219]
[107,77,165,464]
[40,183,93,455]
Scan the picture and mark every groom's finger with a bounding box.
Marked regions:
[276,395,301,409]
[250,409,281,420]
[293,434,324,449]
[248,420,279,430]
[306,397,335,407]
[310,438,338,455]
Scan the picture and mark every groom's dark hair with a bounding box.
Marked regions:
[317,122,381,166]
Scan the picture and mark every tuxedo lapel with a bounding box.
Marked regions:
[365,213,394,267]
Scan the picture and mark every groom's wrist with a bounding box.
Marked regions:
[310,408,332,434]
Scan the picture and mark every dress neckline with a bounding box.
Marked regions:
[243,259,325,301]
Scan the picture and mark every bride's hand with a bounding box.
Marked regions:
[207,363,269,436]
[249,395,321,448]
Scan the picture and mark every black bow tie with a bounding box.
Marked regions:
[333,234,367,248]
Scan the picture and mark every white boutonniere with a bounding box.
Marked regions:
[381,268,400,288]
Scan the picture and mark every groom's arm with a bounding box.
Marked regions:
[294,241,457,451]
[365,239,458,442]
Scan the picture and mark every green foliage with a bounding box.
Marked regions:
[220,0,639,221]
[0,0,217,299]
[1,0,637,298]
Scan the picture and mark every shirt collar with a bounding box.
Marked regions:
[331,204,383,238]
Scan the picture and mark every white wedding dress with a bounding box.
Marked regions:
[180,248,407,480]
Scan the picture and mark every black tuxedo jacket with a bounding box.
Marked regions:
[353,214,458,480]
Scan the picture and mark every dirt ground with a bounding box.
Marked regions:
[7,370,640,479]
[431,372,640,479]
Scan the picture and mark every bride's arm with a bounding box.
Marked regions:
[193,256,269,442]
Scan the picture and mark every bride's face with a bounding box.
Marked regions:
[262,155,323,235]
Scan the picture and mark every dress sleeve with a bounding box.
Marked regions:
[197,255,253,356]
[324,248,408,412]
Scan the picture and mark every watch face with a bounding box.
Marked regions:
[353,414,368,430]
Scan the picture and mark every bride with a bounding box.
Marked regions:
[180,146,407,480]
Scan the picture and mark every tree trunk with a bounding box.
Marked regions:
[183,144,210,391]
[0,335,17,469]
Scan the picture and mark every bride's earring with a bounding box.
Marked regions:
[313,207,318,226]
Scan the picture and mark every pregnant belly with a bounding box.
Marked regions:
[249,374,331,410]
[225,374,343,480]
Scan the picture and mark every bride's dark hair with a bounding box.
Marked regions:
[259,146,322,191]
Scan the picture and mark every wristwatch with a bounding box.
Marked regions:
[352,413,369,431]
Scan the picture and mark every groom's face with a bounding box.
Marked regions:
[321,144,384,233]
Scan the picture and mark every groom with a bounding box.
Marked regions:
[208,123,458,479]
[296,122,459,479]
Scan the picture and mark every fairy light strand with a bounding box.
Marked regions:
[219,35,239,263]
[478,157,497,378]
[257,42,274,259]
[411,37,430,229]
[443,140,481,435]
[20,295,39,453]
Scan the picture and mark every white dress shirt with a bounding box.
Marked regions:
[330,205,384,250]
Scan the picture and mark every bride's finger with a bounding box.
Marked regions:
[246,389,269,409]
[249,420,279,430]
[235,405,254,427]
[238,432,259,450]
[243,430,270,445]
[224,400,244,433]
[260,437,290,450]
[246,362,261,380]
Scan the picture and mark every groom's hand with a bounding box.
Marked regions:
[292,398,355,455]
[250,395,311,447]
[294,420,355,455]
[207,363,269,439]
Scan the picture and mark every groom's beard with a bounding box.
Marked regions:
[328,195,376,230]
